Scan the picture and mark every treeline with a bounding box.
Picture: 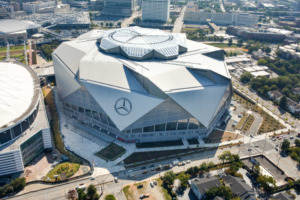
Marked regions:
[245,41,271,54]
[38,41,61,61]
[241,57,300,103]
[0,178,26,198]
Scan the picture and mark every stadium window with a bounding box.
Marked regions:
[166,121,177,131]
[132,128,142,133]
[143,126,154,132]
[155,123,165,132]
[78,107,84,113]
[71,104,77,111]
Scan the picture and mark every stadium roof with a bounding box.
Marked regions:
[53,27,230,129]
[0,19,41,35]
[0,62,35,128]
[99,27,187,60]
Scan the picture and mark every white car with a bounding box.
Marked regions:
[114,177,118,183]
[150,181,154,187]
[186,160,191,164]
[153,180,157,185]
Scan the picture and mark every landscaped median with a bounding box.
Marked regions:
[44,162,80,182]
[95,143,126,162]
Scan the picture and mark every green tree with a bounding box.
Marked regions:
[281,140,290,153]
[163,171,176,187]
[228,38,233,46]
[117,22,122,27]
[280,95,287,110]
[237,39,243,47]
[186,166,199,177]
[218,151,233,165]
[177,172,190,190]
[295,139,300,147]
[39,44,53,60]
[77,188,86,200]
[240,72,253,83]
[105,194,116,200]
[207,162,215,169]
[86,185,99,200]
[257,58,267,66]
[100,22,104,26]
[204,185,233,200]
[199,162,208,172]
[257,175,276,193]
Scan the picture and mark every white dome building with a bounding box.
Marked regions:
[53,27,232,143]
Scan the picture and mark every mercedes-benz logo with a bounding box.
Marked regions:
[115,98,132,116]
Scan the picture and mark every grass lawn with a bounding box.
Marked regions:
[123,185,133,200]
[45,162,79,181]
[95,143,126,161]
[157,179,172,200]
[242,114,254,132]
[236,114,248,130]
[0,45,28,52]
[136,140,183,148]
[43,87,81,163]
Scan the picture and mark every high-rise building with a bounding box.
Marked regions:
[142,0,170,22]
[101,0,137,17]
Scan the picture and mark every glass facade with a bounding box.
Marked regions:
[0,105,38,145]
[20,130,44,165]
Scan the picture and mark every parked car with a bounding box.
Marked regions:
[137,184,143,189]
[153,180,157,185]
[114,177,118,183]
[186,160,191,164]
[150,181,154,187]
[140,193,150,199]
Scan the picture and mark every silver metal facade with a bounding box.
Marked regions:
[53,27,232,143]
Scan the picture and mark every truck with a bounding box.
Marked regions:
[76,184,86,190]
[164,164,172,169]
[172,159,179,165]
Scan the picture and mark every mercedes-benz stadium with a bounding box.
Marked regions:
[53,27,232,143]
[0,62,52,176]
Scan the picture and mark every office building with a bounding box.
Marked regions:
[142,0,170,23]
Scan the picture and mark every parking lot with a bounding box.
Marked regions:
[124,179,166,200]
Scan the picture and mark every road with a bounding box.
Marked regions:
[219,0,225,12]
[172,6,186,33]
[121,12,141,28]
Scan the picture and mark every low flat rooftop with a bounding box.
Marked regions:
[0,19,41,35]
